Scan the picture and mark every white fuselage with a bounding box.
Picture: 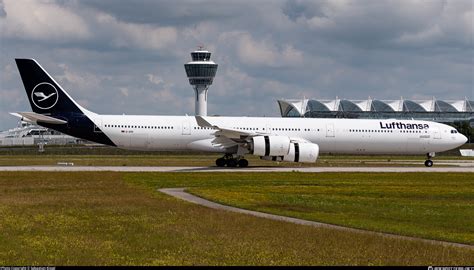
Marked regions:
[93,115,466,155]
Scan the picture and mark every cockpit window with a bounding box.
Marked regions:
[450,130,458,134]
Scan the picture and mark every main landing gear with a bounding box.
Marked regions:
[216,154,248,168]
[424,152,435,167]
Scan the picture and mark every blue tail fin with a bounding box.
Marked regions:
[15,59,115,146]
[15,58,84,114]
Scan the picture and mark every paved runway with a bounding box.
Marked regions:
[159,188,473,249]
[0,165,472,172]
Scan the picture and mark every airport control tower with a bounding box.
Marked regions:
[184,47,218,116]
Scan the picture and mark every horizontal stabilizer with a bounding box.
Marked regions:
[10,112,67,124]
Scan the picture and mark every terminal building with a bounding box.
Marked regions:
[278,97,474,124]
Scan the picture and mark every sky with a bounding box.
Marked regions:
[0,0,473,130]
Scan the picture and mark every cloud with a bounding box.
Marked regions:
[219,32,304,67]
[94,13,177,50]
[78,0,248,26]
[119,87,129,97]
[146,74,164,85]
[0,0,90,41]
[0,0,177,52]
[56,63,103,91]
[284,0,472,48]
[0,0,6,17]
[1,63,15,82]
[182,21,220,47]
[0,0,472,131]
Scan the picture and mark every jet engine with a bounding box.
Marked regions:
[251,136,320,163]
[282,142,319,163]
[251,135,290,156]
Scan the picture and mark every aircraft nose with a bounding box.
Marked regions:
[460,134,468,144]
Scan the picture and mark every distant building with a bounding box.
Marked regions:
[184,47,218,116]
[278,97,474,125]
[0,121,85,146]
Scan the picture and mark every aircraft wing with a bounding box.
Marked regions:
[195,115,312,144]
[10,112,67,124]
[195,116,266,141]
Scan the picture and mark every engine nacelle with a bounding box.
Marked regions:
[283,142,319,163]
[260,156,283,162]
[251,136,290,156]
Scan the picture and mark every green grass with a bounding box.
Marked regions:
[126,172,474,245]
[0,153,471,167]
[0,171,473,265]
[1,144,472,167]
[0,154,221,166]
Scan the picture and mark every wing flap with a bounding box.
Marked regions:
[211,136,238,148]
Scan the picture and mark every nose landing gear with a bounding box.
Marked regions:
[424,152,435,167]
[216,154,248,167]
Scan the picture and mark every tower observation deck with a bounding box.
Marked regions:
[184,48,218,116]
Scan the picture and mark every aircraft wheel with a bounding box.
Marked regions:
[238,159,249,168]
[216,158,226,167]
[424,160,433,167]
[227,159,238,167]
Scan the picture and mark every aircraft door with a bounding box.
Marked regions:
[182,120,191,135]
[433,128,441,139]
[419,132,430,152]
[266,125,272,133]
[326,123,335,137]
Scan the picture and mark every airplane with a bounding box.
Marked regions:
[33,91,56,102]
[11,59,467,167]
